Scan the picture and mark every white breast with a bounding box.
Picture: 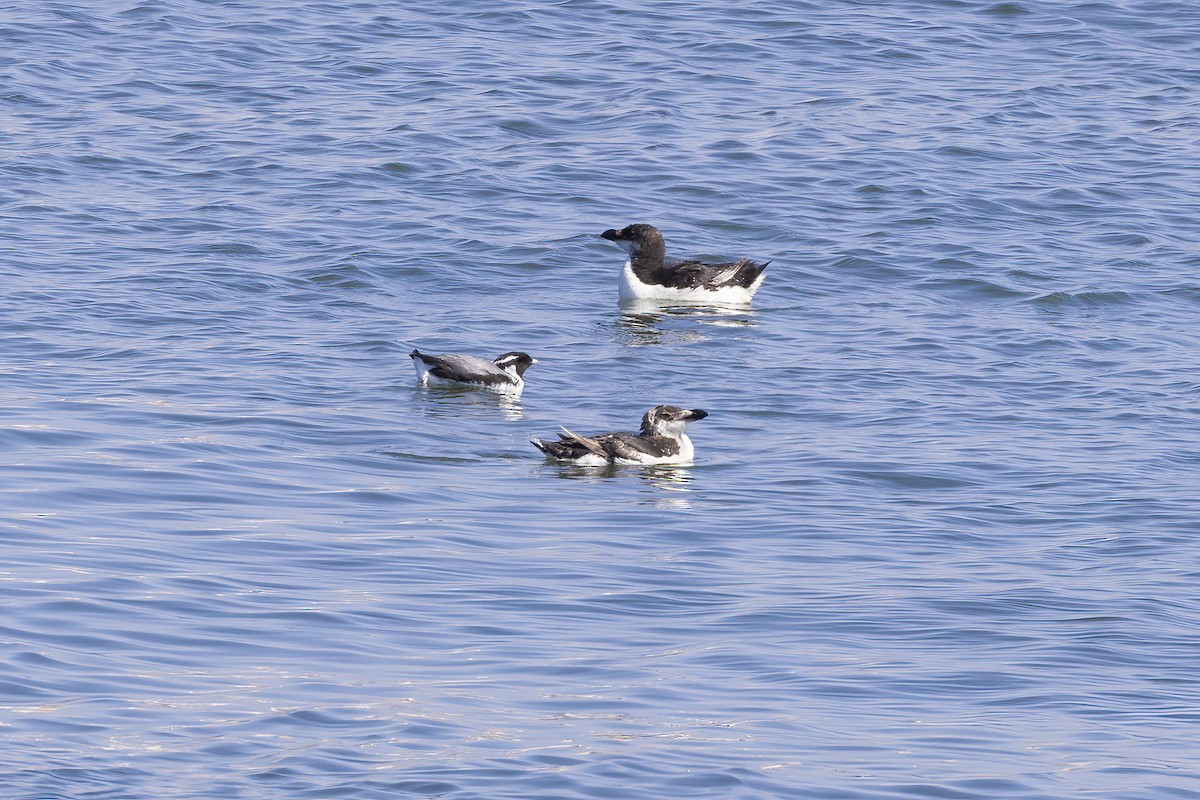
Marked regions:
[615,434,694,466]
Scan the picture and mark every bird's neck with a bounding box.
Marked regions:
[630,239,666,271]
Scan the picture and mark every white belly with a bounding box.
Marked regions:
[613,434,696,466]
[619,261,762,305]
[414,361,523,394]
[547,434,695,466]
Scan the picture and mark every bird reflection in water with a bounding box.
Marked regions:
[613,302,756,347]
[413,384,524,421]
[547,463,694,509]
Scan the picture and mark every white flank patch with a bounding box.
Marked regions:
[411,358,435,385]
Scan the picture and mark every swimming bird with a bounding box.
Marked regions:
[531,405,709,466]
[410,349,536,393]
[600,223,768,304]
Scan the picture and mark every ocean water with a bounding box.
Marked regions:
[3,1,1200,798]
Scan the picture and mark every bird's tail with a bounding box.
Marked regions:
[558,427,608,459]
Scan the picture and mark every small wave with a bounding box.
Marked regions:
[376,449,479,464]
[1029,289,1137,307]
[842,469,980,489]
[193,241,266,256]
[298,262,376,290]
[919,275,1031,300]
[379,161,418,175]
[982,2,1030,14]
[1094,232,1152,247]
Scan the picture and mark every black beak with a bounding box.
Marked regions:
[600,229,619,241]
[687,409,709,421]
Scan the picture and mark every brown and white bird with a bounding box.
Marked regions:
[531,405,709,466]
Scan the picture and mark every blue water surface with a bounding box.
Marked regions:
[3,1,1200,798]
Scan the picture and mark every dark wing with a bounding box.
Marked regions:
[414,352,515,385]
[595,433,680,461]
[535,430,678,462]
[659,258,768,290]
